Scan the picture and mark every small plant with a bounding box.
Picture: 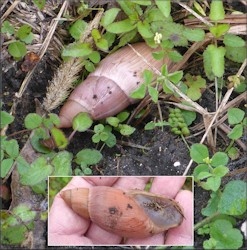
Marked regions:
[191,144,229,191]
[1,21,34,60]
[191,143,246,249]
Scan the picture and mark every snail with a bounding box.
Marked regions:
[60,186,184,238]
[58,42,171,128]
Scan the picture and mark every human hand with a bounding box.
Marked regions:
[48,176,193,246]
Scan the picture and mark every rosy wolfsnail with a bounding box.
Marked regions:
[58,42,171,128]
[60,186,184,238]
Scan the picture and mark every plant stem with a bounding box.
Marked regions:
[194,212,221,231]
[225,139,234,153]
[181,134,190,151]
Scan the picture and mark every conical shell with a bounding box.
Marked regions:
[58,42,171,128]
[61,186,184,238]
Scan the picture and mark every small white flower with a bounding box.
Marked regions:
[154,32,162,44]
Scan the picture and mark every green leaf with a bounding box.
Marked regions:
[190,144,209,163]
[167,50,183,62]
[197,171,212,180]
[106,117,120,127]
[1,158,13,178]
[183,28,205,42]
[144,121,156,130]
[210,219,243,249]
[143,69,153,84]
[209,0,225,21]
[50,127,68,150]
[21,32,34,44]
[228,108,245,125]
[117,111,129,122]
[85,60,95,72]
[193,1,206,16]
[62,43,93,58]
[118,29,137,47]
[131,0,151,5]
[16,24,32,40]
[225,46,246,63]
[227,124,243,140]
[211,152,228,167]
[72,112,93,132]
[227,146,240,160]
[137,21,153,38]
[148,86,159,103]
[30,128,51,154]
[8,41,27,59]
[202,176,221,192]
[75,149,102,165]
[69,20,87,40]
[100,8,121,27]
[1,224,27,244]
[119,124,136,136]
[168,71,183,84]
[95,37,108,51]
[5,139,19,158]
[213,166,229,177]
[105,132,117,148]
[218,180,246,215]
[180,109,196,126]
[24,113,42,129]
[193,164,209,181]
[43,113,60,128]
[209,24,230,38]
[51,151,73,176]
[102,32,116,48]
[207,45,226,77]
[152,51,165,60]
[94,124,104,133]
[0,111,14,128]
[83,167,92,175]
[20,157,53,186]
[106,19,136,34]
[12,204,36,222]
[155,0,171,18]
[1,21,15,35]
[33,0,46,9]
[223,34,245,47]
[201,191,220,216]
[88,51,101,63]
[203,47,214,80]
[130,83,146,99]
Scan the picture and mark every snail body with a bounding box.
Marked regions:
[58,43,171,128]
[61,186,184,238]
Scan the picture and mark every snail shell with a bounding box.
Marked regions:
[60,186,184,238]
[58,42,171,128]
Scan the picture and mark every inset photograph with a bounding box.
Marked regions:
[48,176,193,246]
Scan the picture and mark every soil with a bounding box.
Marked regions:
[1,1,246,249]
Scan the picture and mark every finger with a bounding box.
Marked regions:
[48,234,93,246]
[165,190,193,246]
[113,176,151,190]
[151,176,186,198]
[126,232,164,245]
[48,177,92,245]
[85,223,122,244]
[83,176,119,186]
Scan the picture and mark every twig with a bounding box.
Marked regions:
[116,140,150,150]
[176,1,213,27]
[1,0,20,22]
[237,58,247,77]
[16,0,68,98]
[183,88,234,175]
